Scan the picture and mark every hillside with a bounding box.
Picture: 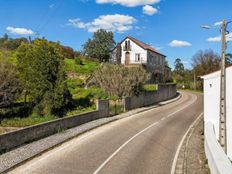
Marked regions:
[0,47,107,128]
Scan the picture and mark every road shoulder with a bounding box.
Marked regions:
[173,116,210,174]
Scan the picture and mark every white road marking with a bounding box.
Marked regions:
[11,93,196,174]
[170,112,203,174]
[93,94,197,174]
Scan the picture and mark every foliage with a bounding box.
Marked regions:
[172,58,185,85]
[83,29,115,62]
[0,34,28,50]
[164,60,173,82]
[71,87,108,100]
[64,57,100,75]
[192,49,220,76]
[60,45,75,59]
[16,38,72,115]
[174,58,184,74]
[94,64,150,98]
[0,61,22,107]
[143,84,157,92]
[0,103,33,120]
[75,57,83,65]
[0,114,56,127]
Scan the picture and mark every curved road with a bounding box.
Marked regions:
[10,91,203,174]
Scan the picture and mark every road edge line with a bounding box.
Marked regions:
[170,112,203,174]
[4,93,182,173]
[92,94,197,174]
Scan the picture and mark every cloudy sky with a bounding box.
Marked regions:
[1,0,232,68]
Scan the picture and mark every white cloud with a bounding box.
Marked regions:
[68,19,86,29]
[96,0,160,7]
[207,36,221,42]
[49,4,55,9]
[214,21,222,26]
[6,26,34,35]
[169,40,192,47]
[207,33,232,42]
[143,5,158,15]
[68,14,136,33]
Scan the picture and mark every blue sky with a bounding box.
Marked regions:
[0,0,232,69]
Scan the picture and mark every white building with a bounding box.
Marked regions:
[201,66,232,160]
[110,36,166,82]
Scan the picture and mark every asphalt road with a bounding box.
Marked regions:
[10,91,203,174]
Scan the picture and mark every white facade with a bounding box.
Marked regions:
[120,38,147,64]
[202,66,232,160]
[110,37,166,79]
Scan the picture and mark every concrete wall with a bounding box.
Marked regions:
[205,122,232,174]
[0,100,109,153]
[202,66,232,160]
[123,84,176,111]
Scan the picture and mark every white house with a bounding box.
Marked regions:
[201,66,232,160]
[110,36,166,82]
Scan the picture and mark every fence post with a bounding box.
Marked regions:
[96,99,109,118]
[122,96,131,112]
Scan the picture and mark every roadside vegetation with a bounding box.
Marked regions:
[143,84,157,92]
[0,32,108,128]
[1,29,226,130]
[172,49,232,91]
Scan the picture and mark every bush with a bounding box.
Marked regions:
[94,64,150,98]
[0,61,22,107]
[143,84,157,92]
[75,57,83,65]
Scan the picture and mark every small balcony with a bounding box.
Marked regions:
[123,45,131,51]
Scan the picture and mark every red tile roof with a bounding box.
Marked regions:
[126,36,166,57]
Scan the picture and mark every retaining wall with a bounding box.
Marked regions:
[0,84,176,153]
[0,100,109,153]
[123,84,176,111]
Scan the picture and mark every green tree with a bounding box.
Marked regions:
[174,58,184,74]
[0,61,21,107]
[94,64,150,98]
[83,29,115,62]
[16,38,71,115]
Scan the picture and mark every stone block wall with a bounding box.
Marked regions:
[123,84,177,111]
[0,100,109,153]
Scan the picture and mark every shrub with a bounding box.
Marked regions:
[0,61,22,108]
[94,64,150,98]
[75,57,83,65]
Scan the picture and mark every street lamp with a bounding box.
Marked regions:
[202,19,232,154]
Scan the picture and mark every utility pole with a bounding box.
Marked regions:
[193,69,196,90]
[219,19,227,153]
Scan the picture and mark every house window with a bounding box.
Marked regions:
[135,53,141,62]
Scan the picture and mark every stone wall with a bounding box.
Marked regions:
[0,84,176,153]
[0,100,109,153]
[123,84,176,111]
